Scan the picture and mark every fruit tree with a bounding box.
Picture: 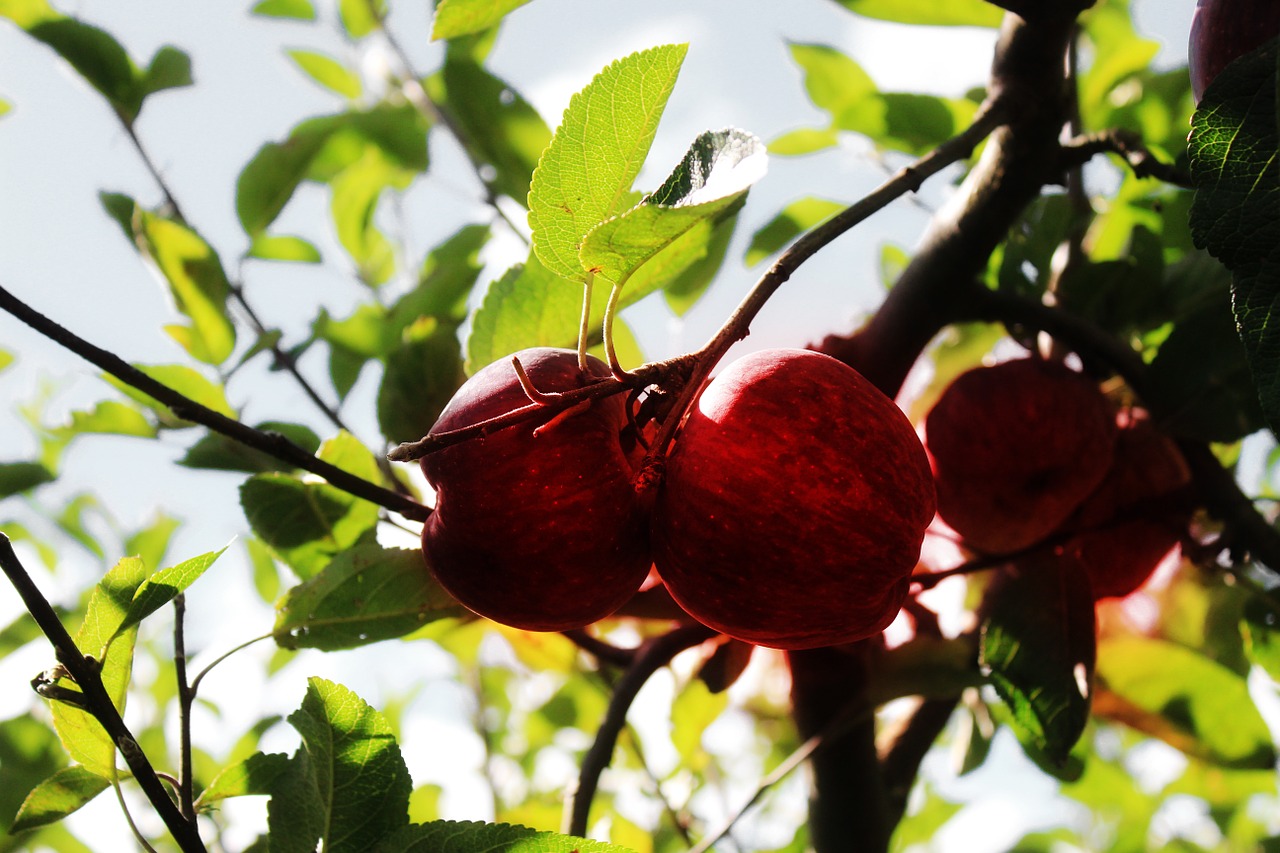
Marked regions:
[2,0,1280,851]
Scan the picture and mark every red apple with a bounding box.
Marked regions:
[924,358,1116,556]
[651,348,936,650]
[1189,0,1280,101]
[421,348,650,631]
[1065,409,1194,600]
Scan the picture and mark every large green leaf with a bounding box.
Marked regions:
[196,752,292,809]
[9,767,110,833]
[280,678,412,852]
[330,146,409,287]
[427,57,551,206]
[373,820,634,853]
[978,554,1096,771]
[394,223,491,325]
[825,0,1002,27]
[274,545,463,650]
[579,127,764,288]
[430,0,532,39]
[1096,636,1277,768]
[0,714,67,835]
[1188,40,1280,436]
[376,322,465,446]
[50,556,147,778]
[528,43,688,282]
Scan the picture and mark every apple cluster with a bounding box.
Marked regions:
[924,357,1195,600]
[418,347,937,649]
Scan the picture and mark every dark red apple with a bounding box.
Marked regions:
[1065,409,1194,600]
[1189,0,1280,101]
[421,348,650,631]
[650,348,936,650]
[924,358,1116,556]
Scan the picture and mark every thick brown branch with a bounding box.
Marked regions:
[0,283,429,522]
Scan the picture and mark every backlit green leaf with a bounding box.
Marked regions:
[745,197,846,266]
[826,0,1002,27]
[113,546,227,639]
[196,752,292,808]
[286,678,411,852]
[1189,40,1280,436]
[338,0,385,38]
[528,43,688,282]
[1097,636,1276,768]
[251,0,316,19]
[393,224,491,325]
[580,127,764,289]
[137,45,193,101]
[24,17,137,115]
[180,420,321,473]
[104,363,236,427]
[0,714,67,835]
[377,323,465,445]
[373,820,633,853]
[979,554,1096,770]
[53,400,155,440]
[9,767,110,833]
[248,234,323,263]
[50,556,147,777]
[330,147,408,286]
[274,545,463,650]
[287,49,361,99]
[431,0,532,39]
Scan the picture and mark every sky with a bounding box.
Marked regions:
[0,1,1200,848]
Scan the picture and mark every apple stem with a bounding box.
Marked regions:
[603,278,630,381]
[510,355,567,405]
[576,271,595,373]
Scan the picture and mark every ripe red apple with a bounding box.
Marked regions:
[420,348,650,631]
[1064,409,1194,600]
[1189,0,1280,101]
[650,348,936,650]
[924,358,1117,556]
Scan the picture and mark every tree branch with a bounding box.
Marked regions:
[566,623,715,837]
[0,282,429,522]
[0,533,207,852]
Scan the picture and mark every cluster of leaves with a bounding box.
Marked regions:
[1,0,1280,851]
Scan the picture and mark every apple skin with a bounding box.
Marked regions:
[651,348,936,650]
[1065,409,1194,600]
[924,358,1117,556]
[1189,0,1280,101]
[420,348,650,632]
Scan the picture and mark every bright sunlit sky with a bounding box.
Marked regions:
[0,1,1199,849]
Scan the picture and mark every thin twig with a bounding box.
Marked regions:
[0,533,207,852]
[0,282,428,521]
[567,623,715,836]
[173,594,196,821]
[1059,128,1194,187]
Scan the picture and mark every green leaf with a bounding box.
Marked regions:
[825,0,1002,27]
[373,820,634,853]
[9,767,110,833]
[52,400,156,441]
[376,323,465,445]
[113,546,226,639]
[580,127,764,288]
[274,545,463,650]
[430,0,532,39]
[1242,592,1280,680]
[0,714,68,835]
[239,434,380,579]
[330,147,408,286]
[236,128,335,236]
[338,0,385,38]
[123,512,181,572]
[248,233,322,263]
[1096,636,1277,768]
[287,49,362,99]
[24,17,137,116]
[50,556,147,777]
[196,752,292,809]
[137,45,193,101]
[102,195,236,365]
[978,554,1096,770]
[0,346,14,372]
[251,0,316,19]
[394,224,491,325]
[528,43,688,282]
[662,210,738,315]
[0,461,54,499]
[180,420,321,474]
[745,197,846,266]
[428,56,551,205]
[104,363,236,426]
[1189,40,1280,436]
[286,678,412,852]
